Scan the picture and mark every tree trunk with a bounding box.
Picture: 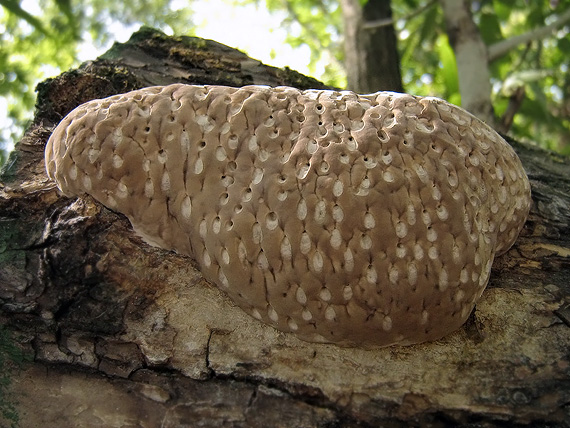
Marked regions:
[341,0,403,93]
[440,0,495,124]
[1,27,569,428]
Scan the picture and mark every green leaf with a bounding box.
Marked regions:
[55,0,73,19]
[493,0,513,22]
[0,0,50,35]
[558,37,570,55]
[435,33,459,98]
[418,4,438,43]
[1,0,569,163]
[479,11,502,45]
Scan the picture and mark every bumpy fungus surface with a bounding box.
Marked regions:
[45,84,531,347]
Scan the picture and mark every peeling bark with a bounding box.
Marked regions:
[1,27,569,428]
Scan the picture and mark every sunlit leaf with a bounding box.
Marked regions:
[493,0,512,22]
[1,0,569,164]
[558,37,570,54]
[0,0,50,35]
[435,33,459,98]
[479,11,502,45]
[418,4,438,43]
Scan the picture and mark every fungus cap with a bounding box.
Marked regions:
[45,84,532,347]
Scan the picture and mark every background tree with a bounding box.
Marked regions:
[261,0,570,151]
[0,0,193,165]
[1,0,569,166]
[341,0,403,93]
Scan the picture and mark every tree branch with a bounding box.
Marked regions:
[497,86,526,134]
[441,0,495,124]
[0,0,50,35]
[281,0,345,74]
[488,8,570,61]
[362,0,437,30]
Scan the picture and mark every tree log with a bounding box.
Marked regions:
[0,27,569,428]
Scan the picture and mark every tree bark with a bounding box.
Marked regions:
[440,0,495,125]
[1,27,569,428]
[441,1,570,128]
[341,0,403,93]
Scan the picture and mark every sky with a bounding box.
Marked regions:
[1,0,317,153]
[77,0,315,74]
[186,0,315,74]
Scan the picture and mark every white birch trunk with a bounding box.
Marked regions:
[440,0,495,125]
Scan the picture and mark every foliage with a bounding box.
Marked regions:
[236,0,346,87]
[478,0,570,153]
[0,0,194,166]
[1,0,569,165]
[249,0,570,153]
[416,0,568,152]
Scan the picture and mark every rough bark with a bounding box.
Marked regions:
[341,0,403,93]
[1,27,569,428]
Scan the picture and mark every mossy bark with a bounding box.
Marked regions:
[1,27,569,428]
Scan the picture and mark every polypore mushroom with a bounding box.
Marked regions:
[45,84,531,347]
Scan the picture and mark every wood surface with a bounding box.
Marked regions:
[1,27,568,428]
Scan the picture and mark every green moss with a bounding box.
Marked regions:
[177,35,209,50]
[0,218,33,427]
[277,66,332,90]
[0,327,30,428]
[0,217,42,254]
[101,26,168,59]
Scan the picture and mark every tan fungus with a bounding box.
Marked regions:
[45,84,532,347]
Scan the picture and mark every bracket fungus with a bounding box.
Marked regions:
[45,84,531,347]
